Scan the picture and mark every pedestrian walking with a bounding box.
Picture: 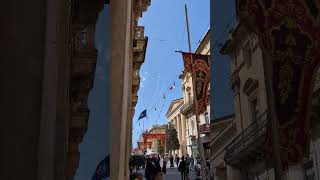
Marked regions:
[190,155,195,170]
[170,155,174,168]
[160,155,163,170]
[162,155,167,174]
[145,158,156,180]
[155,156,161,173]
[185,154,191,178]
[178,156,187,180]
[175,154,180,167]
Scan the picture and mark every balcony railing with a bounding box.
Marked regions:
[224,111,268,165]
[180,97,194,114]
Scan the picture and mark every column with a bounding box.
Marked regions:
[181,115,187,155]
[227,165,242,180]
[110,0,133,178]
[283,165,305,180]
[177,116,183,156]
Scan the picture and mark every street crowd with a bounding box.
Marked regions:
[140,154,208,180]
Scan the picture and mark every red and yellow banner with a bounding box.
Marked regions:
[182,52,210,114]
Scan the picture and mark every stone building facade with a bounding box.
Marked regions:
[135,125,166,155]
[1,0,104,179]
[145,125,166,153]
[209,22,320,180]
[166,98,186,156]
[166,29,211,158]
[110,0,150,179]
[1,0,150,179]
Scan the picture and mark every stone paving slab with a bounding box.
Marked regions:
[137,167,197,180]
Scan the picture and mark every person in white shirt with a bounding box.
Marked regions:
[159,156,164,169]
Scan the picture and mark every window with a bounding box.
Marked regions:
[205,112,209,125]
[243,42,252,68]
[81,28,88,47]
[249,97,259,121]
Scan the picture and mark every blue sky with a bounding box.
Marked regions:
[132,0,209,148]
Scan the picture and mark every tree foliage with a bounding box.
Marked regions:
[165,124,180,153]
[129,155,145,168]
[157,139,165,154]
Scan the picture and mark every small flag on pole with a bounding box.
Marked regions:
[169,82,175,90]
[91,155,110,180]
[138,109,147,120]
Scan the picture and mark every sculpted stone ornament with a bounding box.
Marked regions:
[231,70,240,93]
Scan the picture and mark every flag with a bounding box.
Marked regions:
[91,155,110,180]
[181,52,210,114]
[138,109,147,120]
[169,82,175,90]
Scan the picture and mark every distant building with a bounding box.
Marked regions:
[166,98,186,156]
[136,124,166,155]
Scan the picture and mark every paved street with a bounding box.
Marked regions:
[162,168,196,180]
[137,167,197,180]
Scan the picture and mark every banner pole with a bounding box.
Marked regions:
[184,4,207,180]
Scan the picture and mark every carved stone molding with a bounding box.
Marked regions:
[242,78,259,96]
[66,1,103,179]
[230,70,240,93]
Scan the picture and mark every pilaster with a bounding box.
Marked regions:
[181,115,187,155]
[283,165,306,180]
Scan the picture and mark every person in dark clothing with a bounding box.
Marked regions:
[176,155,180,167]
[185,154,190,178]
[162,155,167,174]
[155,156,161,173]
[170,155,174,168]
[145,158,156,180]
[178,156,187,180]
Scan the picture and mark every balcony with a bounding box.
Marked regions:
[180,98,194,114]
[199,124,210,134]
[188,135,197,147]
[224,111,268,167]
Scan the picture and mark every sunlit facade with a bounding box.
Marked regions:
[166,29,211,158]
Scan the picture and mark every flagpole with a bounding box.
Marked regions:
[184,4,207,180]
